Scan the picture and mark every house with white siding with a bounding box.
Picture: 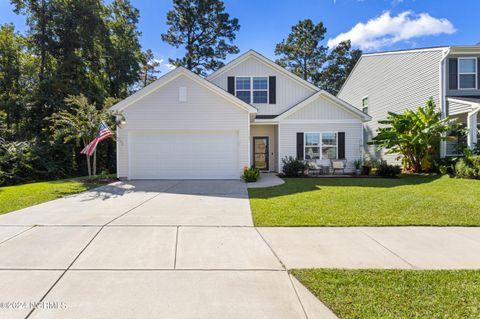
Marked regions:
[338,46,480,162]
[110,50,371,180]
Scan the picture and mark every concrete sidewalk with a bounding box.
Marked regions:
[258,226,480,269]
[1,180,479,319]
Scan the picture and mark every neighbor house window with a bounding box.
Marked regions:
[458,58,477,89]
[304,132,337,160]
[362,96,369,114]
[235,77,268,104]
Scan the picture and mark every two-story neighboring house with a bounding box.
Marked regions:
[110,50,370,180]
[338,46,480,162]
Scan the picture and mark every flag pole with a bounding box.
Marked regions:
[93,148,97,177]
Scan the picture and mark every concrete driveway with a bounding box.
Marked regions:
[0,181,334,319]
[2,180,479,319]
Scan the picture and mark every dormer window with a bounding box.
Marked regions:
[235,77,268,104]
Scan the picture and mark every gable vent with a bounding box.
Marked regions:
[179,87,187,102]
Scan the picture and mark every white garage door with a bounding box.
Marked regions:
[129,130,239,179]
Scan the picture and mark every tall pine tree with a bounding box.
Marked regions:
[161,0,240,76]
[275,19,328,83]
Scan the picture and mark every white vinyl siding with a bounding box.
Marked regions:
[284,94,362,121]
[278,94,364,172]
[117,74,250,179]
[210,56,316,115]
[279,123,362,172]
[338,49,444,163]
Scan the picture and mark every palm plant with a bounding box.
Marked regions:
[49,95,116,176]
[370,99,458,172]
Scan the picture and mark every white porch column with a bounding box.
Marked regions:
[467,108,479,148]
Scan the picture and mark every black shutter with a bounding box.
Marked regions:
[296,132,304,160]
[478,58,480,89]
[227,76,235,95]
[338,132,345,159]
[449,58,458,90]
[269,76,276,104]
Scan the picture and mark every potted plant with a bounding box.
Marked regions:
[362,160,373,176]
[353,159,362,176]
[242,166,260,182]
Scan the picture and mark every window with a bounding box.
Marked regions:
[362,96,369,114]
[253,77,268,103]
[235,77,268,104]
[304,132,337,160]
[235,77,251,103]
[458,58,477,89]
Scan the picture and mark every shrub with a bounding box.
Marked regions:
[434,157,459,175]
[439,165,448,175]
[353,159,362,169]
[242,166,260,182]
[455,155,480,179]
[376,160,401,177]
[281,156,306,177]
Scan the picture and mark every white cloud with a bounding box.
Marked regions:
[165,63,176,70]
[327,11,456,50]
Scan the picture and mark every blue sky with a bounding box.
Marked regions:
[1,0,479,72]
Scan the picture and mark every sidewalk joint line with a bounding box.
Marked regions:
[360,229,417,269]
[174,226,179,269]
[25,226,105,319]
[287,274,310,319]
[254,227,286,270]
[0,226,36,246]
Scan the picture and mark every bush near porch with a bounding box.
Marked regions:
[248,175,480,226]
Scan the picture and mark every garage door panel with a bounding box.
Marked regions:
[129,131,239,179]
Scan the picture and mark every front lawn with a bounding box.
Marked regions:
[249,175,480,226]
[0,176,116,215]
[291,269,480,319]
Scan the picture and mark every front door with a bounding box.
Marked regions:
[253,137,269,170]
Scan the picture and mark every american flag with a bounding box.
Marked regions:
[81,121,113,156]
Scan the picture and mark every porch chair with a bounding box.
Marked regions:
[306,161,322,176]
[331,159,346,175]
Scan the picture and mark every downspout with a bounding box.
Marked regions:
[467,105,480,149]
[439,47,451,158]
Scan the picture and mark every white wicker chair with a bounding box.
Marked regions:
[331,159,346,174]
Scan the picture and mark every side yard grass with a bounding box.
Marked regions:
[248,175,480,226]
[291,269,480,319]
[0,176,116,215]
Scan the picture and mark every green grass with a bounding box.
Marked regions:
[249,175,480,226]
[291,269,480,319]
[0,176,115,215]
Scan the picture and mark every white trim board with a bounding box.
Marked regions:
[110,67,257,114]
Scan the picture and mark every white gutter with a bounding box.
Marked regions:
[439,47,451,158]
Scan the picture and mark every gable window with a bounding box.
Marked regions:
[362,96,369,114]
[458,58,477,89]
[304,132,337,160]
[235,77,251,103]
[235,77,268,104]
